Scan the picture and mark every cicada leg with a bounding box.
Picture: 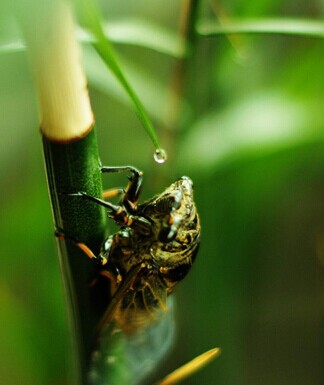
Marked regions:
[102,188,124,200]
[54,229,108,266]
[69,191,131,226]
[67,165,144,225]
[100,166,143,210]
[69,192,153,235]
[56,230,148,339]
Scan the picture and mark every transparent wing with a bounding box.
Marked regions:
[125,297,175,385]
[88,297,175,385]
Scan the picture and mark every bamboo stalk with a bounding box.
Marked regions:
[16,1,108,383]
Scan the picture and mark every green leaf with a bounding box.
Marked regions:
[78,17,187,58]
[179,92,324,172]
[1,21,186,58]
[75,0,161,150]
[197,18,324,38]
[83,45,191,125]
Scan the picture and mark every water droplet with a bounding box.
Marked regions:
[154,148,167,164]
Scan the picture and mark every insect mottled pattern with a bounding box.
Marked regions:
[58,166,200,335]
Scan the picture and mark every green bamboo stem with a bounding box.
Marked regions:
[16,1,109,383]
[42,130,107,380]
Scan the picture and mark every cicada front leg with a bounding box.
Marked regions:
[100,165,143,210]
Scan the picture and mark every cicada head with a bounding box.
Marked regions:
[142,176,201,290]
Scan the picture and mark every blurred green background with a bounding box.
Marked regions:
[0,0,323,384]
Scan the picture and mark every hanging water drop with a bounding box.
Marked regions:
[154,148,167,164]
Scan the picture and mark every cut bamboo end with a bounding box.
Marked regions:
[21,0,94,142]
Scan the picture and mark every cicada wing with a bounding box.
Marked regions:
[88,297,175,385]
[125,297,175,385]
[114,273,168,334]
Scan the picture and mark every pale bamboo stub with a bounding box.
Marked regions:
[23,0,94,141]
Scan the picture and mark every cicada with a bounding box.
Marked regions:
[57,166,218,385]
[59,166,199,332]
